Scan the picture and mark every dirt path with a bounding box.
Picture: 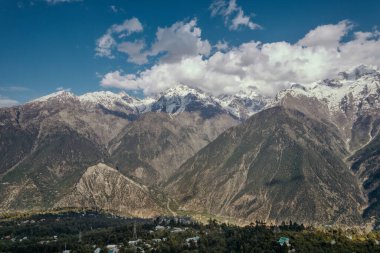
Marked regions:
[167,198,177,216]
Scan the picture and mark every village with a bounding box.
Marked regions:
[0,211,379,252]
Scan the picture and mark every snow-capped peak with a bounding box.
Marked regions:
[25,85,270,120]
[150,85,218,115]
[79,91,131,105]
[159,85,209,99]
[218,88,268,120]
[31,90,76,103]
[271,65,380,113]
[338,64,379,81]
[78,90,154,114]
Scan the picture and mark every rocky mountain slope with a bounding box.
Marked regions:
[166,107,365,225]
[349,134,380,227]
[267,65,380,225]
[0,85,242,213]
[110,111,237,185]
[270,65,380,151]
[55,163,165,217]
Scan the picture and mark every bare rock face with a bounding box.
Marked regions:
[349,134,380,226]
[166,107,365,225]
[0,87,238,212]
[110,112,239,185]
[0,125,106,210]
[55,163,165,218]
[270,66,380,152]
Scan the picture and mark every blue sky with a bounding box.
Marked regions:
[0,0,379,106]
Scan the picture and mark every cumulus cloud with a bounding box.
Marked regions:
[117,40,147,64]
[297,20,353,48]
[147,19,211,63]
[100,21,380,97]
[0,96,19,108]
[99,18,211,65]
[210,0,261,30]
[95,18,143,58]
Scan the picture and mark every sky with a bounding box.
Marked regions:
[0,0,380,107]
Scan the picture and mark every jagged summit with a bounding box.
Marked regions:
[338,64,379,81]
[30,90,76,103]
[272,65,380,112]
[79,90,142,112]
[157,84,209,98]
[24,85,267,120]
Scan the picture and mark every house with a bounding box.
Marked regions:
[155,225,165,231]
[128,239,142,246]
[106,244,119,253]
[185,236,200,246]
[19,237,28,242]
[277,237,290,247]
[171,227,185,233]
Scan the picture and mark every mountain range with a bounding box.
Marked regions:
[1,65,380,227]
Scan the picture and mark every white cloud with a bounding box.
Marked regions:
[100,21,380,97]
[111,18,143,35]
[230,9,261,30]
[102,18,211,65]
[0,96,19,108]
[147,19,211,63]
[45,0,82,4]
[95,18,143,58]
[96,33,116,58]
[101,71,140,90]
[297,20,352,48]
[117,40,147,64]
[210,0,261,30]
[214,40,229,51]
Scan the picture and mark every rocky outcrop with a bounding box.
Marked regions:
[55,163,165,218]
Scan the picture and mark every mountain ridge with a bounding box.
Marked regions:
[1,65,380,226]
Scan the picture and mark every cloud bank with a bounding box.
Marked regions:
[100,20,380,96]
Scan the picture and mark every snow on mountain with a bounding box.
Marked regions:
[338,64,379,81]
[25,65,380,122]
[79,91,140,112]
[150,85,220,114]
[271,65,380,113]
[218,89,269,120]
[24,85,270,120]
[30,90,77,103]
